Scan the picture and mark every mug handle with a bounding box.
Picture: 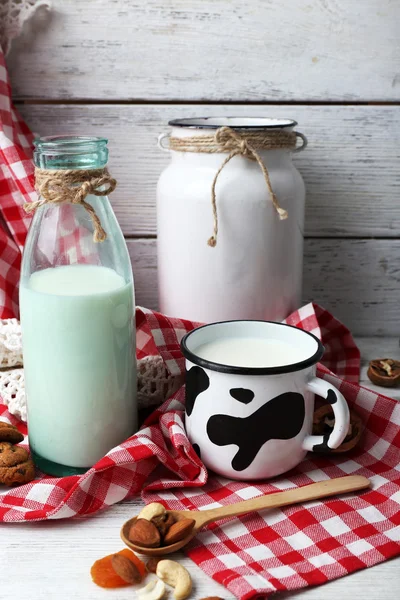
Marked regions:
[302,377,350,452]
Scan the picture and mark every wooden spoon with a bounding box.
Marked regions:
[121,475,370,556]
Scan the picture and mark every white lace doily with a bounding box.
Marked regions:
[0,0,51,54]
[0,318,23,368]
[137,355,184,408]
[0,319,181,422]
[0,368,25,421]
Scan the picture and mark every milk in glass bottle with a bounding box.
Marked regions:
[20,136,137,476]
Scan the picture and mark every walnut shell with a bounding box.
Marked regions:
[312,406,363,453]
[367,358,400,387]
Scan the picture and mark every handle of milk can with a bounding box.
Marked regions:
[302,377,350,452]
[293,131,308,153]
[158,133,171,152]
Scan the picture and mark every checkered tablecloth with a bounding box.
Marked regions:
[1,303,400,600]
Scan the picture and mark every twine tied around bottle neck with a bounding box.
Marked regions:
[168,126,301,247]
[24,168,117,242]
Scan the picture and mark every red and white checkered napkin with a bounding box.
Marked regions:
[0,50,34,319]
[1,303,399,598]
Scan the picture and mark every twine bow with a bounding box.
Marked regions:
[24,168,117,242]
[207,127,289,247]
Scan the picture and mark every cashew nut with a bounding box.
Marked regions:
[137,578,166,600]
[156,560,192,600]
[137,502,166,521]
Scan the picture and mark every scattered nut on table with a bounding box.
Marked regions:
[137,578,166,600]
[111,553,142,584]
[367,358,400,387]
[146,557,161,573]
[156,559,192,600]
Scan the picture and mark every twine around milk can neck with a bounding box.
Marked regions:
[24,168,117,242]
[168,126,305,247]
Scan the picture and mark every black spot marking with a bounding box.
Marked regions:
[192,443,201,459]
[326,390,337,404]
[207,392,305,472]
[312,432,333,453]
[185,366,210,417]
[229,388,255,405]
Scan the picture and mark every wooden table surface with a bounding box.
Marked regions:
[1,337,400,599]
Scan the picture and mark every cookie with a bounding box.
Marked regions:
[0,421,24,444]
[0,458,35,486]
[0,442,29,467]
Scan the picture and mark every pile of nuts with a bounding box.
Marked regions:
[128,502,196,548]
[91,549,193,600]
[91,503,224,599]
[92,547,222,600]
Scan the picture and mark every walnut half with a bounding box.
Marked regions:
[367,358,400,387]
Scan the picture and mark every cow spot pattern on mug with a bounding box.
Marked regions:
[312,432,332,453]
[229,388,255,404]
[185,366,210,417]
[326,389,338,404]
[310,390,337,452]
[206,392,306,472]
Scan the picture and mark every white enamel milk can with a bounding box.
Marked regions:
[157,117,307,323]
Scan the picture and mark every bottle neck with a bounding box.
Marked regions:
[34,136,109,170]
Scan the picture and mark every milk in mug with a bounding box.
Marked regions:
[195,337,305,368]
[20,264,137,470]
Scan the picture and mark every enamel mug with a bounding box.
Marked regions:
[181,321,350,481]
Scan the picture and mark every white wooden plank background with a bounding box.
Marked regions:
[6,0,400,336]
[1,338,400,600]
[17,104,400,238]
[127,238,400,336]
[7,0,400,101]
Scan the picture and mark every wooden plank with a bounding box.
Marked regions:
[127,238,400,336]
[18,104,400,238]
[7,0,400,101]
[1,490,399,600]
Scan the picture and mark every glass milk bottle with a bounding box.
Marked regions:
[20,136,137,476]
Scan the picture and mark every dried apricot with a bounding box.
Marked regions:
[91,548,146,588]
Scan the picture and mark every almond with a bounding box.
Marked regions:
[164,518,195,545]
[152,512,176,538]
[128,518,161,548]
[111,554,142,584]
